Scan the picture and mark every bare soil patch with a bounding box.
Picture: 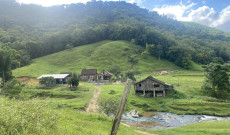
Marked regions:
[18,77,39,83]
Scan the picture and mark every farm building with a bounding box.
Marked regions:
[134,76,173,97]
[97,70,113,81]
[80,69,97,81]
[37,74,70,84]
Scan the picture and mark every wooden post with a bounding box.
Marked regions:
[110,79,133,135]
[153,90,155,97]
[163,90,165,97]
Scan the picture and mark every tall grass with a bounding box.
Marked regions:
[0,98,59,135]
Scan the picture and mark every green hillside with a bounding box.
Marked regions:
[13,40,182,77]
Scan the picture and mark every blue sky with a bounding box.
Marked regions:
[16,0,230,31]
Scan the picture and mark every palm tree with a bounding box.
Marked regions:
[127,55,138,70]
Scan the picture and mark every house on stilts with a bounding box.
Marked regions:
[134,76,173,97]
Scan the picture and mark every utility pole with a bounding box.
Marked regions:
[110,79,133,135]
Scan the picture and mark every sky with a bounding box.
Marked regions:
[16,0,230,31]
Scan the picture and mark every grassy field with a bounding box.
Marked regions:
[9,40,230,134]
[0,82,145,135]
[13,40,181,77]
[150,121,230,135]
[99,71,230,116]
[21,82,95,110]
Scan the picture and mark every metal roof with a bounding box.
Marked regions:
[37,74,70,79]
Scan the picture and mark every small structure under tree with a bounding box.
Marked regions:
[134,76,173,97]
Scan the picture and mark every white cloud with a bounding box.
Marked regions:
[212,6,230,28]
[153,3,230,31]
[152,3,196,21]
[187,6,217,26]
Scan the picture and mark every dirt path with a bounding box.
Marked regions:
[134,130,158,135]
[86,86,157,135]
[86,86,101,113]
[121,123,158,135]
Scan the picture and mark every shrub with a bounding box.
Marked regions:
[0,98,59,135]
[99,98,120,116]
[39,77,56,87]
[1,78,22,96]
[67,73,79,87]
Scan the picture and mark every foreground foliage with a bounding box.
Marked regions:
[1,78,22,96]
[0,98,59,135]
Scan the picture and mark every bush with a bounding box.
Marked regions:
[99,98,120,116]
[167,90,186,99]
[0,98,59,135]
[39,77,56,87]
[1,78,22,96]
[67,73,79,87]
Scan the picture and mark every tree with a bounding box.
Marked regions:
[202,63,229,98]
[67,73,79,87]
[0,49,13,85]
[39,77,55,87]
[127,55,138,70]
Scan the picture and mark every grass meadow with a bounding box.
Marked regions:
[6,40,230,134]
[13,40,180,77]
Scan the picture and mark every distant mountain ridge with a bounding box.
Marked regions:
[0,0,230,69]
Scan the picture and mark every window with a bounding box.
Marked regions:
[154,83,160,87]
[139,84,141,87]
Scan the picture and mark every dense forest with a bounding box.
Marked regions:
[0,0,230,74]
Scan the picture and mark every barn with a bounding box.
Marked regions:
[80,69,97,81]
[134,76,173,97]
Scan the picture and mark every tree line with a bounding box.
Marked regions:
[0,0,230,70]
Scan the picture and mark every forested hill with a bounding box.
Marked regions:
[1,0,230,69]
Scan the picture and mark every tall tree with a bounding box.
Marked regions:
[203,63,230,98]
[0,49,12,85]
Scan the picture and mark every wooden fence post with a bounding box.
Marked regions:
[110,79,133,135]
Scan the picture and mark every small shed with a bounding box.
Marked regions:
[134,76,173,97]
[37,74,70,84]
[80,69,97,81]
[97,70,113,81]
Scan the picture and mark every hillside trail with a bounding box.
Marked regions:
[86,86,101,113]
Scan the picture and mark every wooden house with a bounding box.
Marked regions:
[134,76,173,97]
[80,69,97,81]
[97,70,113,81]
[37,74,70,85]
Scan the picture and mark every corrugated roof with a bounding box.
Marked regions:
[37,74,70,79]
[81,69,97,75]
[134,76,166,85]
